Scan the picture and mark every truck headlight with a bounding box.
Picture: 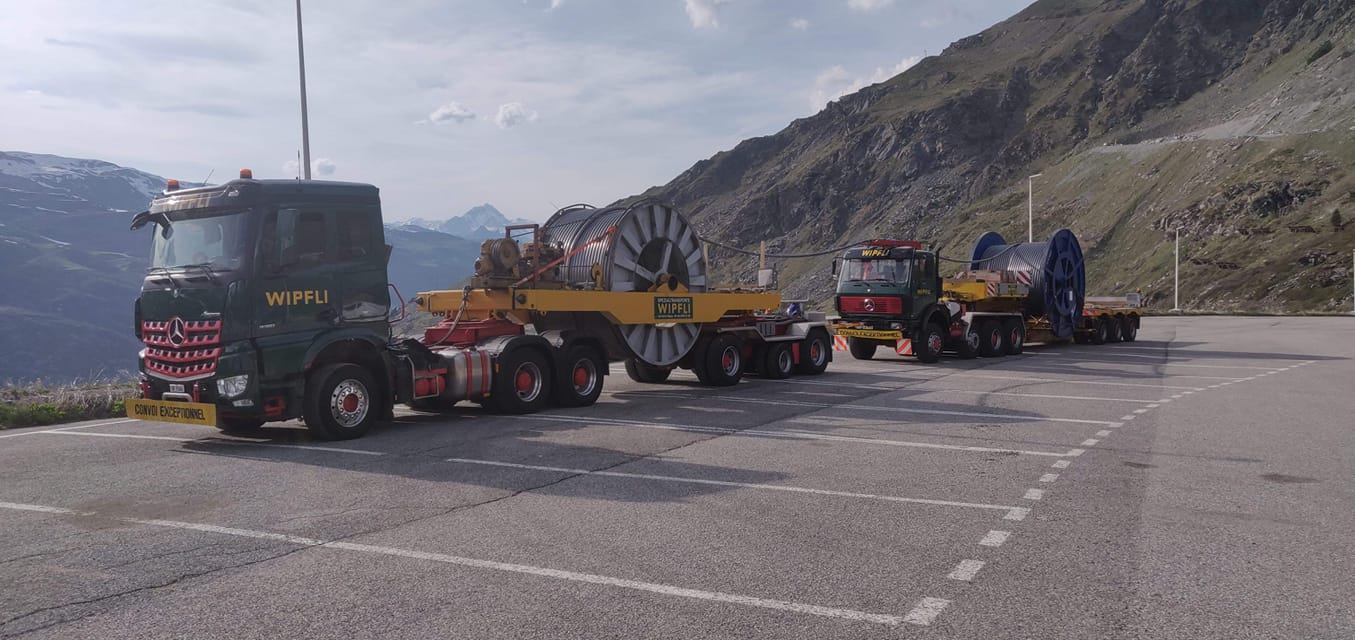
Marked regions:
[216,375,249,399]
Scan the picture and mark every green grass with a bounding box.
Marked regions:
[0,379,138,429]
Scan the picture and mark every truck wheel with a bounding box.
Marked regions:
[1107,315,1124,343]
[796,330,831,375]
[1121,315,1138,342]
[701,334,744,386]
[1091,318,1109,345]
[761,343,794,379]
[555,345,604,407]
[915,323,945,363]
[304,363,379,441]
[491,348,552,414]
[217,416,264,435]
[979,321,1005,358]
[624,358,672,384]
[953,325,980,359]
[847,337,876,361]
[1003,319,1026,355]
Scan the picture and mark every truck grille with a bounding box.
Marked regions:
[838,296,903,315]
[142,318,221,379]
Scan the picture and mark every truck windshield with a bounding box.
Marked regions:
[839,258,911,285]
[150,209,252,270]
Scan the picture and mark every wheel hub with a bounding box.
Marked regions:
[329,380,369,428]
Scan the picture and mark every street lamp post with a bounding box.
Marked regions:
[1027,173,1043,243]
[296,0,312,180]
[1170,227,1183,314]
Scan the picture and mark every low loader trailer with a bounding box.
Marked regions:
[829,231,1142,363]
[126,173,832,440]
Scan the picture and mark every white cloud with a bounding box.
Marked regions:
[789,17,809,31]
[313,158,336,176]
[684,0,730,29]
[428,101,476,124]
[809,55,921,113]
[847,0,893,12]
[494,102,539,129]
[282,159,300,178]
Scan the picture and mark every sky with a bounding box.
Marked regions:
[1,0,1032,222]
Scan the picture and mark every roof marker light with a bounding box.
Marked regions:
[239,168,253,179]
[166,179,180,191]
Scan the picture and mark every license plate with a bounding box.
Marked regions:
[126,398,217,427]
[169,383,185,393]
[834,328,903,341]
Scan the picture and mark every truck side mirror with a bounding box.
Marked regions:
[130,211,152,231]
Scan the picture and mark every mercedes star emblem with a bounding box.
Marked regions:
[863,298,876,312]
[167,317,187,347]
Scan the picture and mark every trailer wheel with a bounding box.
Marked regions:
[1121,315,1138,342]
[760,343,794,379]
[701,334,744,386]
[953,325,980,359]
[304,363,379,441]
[916,323,945,364]
[979,321,1005,358]
[491,348,552,414]
[847,337,876,361]
[555,345,605,407]
[1107,315,1124,343]
[1003,319,1025,355]
[796,330,831,375]
[1090,318,1109,345]
[624,358,672,384]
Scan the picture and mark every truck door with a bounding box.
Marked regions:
[913,253,939,309]
[255,207,338,369]
[332,208,390,329]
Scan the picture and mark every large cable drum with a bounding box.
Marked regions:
[969,229,1086,338]
[540,201,708,367]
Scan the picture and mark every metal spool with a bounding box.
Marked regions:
[970,229,1086,338]
[540,201,708,366]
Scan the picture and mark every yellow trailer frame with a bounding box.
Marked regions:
[417,288,783,326]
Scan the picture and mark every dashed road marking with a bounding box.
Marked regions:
[1004,507,1030,521]
[901,597,950,626]
[979,530,1011,547]
[1080,439,1100,447]
[947,559,985,582]
[444,458,1029,516]
[1096,430,1112,437]
[1039,473,1059,483]
[1120,415,1136,421]
[1051,460,1070,469]
[774,380,1166,404]
[1024,488,1045,500]
[1133,408,1149,414]
[702,394,1123,426]
[0,500,911,627]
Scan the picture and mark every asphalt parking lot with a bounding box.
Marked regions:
[2,316,1353,639]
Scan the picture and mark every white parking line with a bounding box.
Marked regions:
[0,501,909,627]
[1080,439,1100,447]
[978,530,1010,547]
[857,370,1205,391]
[1024,489,1045,500]
[522,415,1081,458]
[947,559,985,582]
[705,394,1122,426]
[1025,353,1287,370]
[1096,430,1112,437]
[957,363,1246,381]
[773,379,1163,404]
[0,418,139,439]
[1039,473,1059,483]
[34,430,386,456]
[444,458,1029,517]
[901,597,951,626]
[1120,415,1136,421]
[1050,460,1070,469]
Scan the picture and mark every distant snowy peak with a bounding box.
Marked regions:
[0,151,169,212]
[394,203,533,240]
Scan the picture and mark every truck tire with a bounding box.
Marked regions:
[760,343,794,379]
[700,334,744,386]
[491,348,552,414]
[1003,319,1025,355]
[796,330,831,375]
[979,321,1005,358]
[916,323,945,364]
[304,363,380,441]
[1121,315,1138,342]
[1107,315,1123,343]
[554,345,605,407]
[953,325,980,359]
[624,358,672,384]
[847,337,876,361]
[1090,318,1109,345]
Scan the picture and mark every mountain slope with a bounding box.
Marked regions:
[637,0,1355,312]
[397,203,531,240]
